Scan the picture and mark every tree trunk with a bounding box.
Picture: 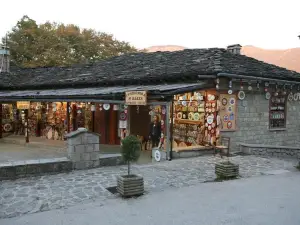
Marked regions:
[128,161,130,175]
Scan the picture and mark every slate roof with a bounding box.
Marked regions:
[0,82,214,101]
[1,48,300,90]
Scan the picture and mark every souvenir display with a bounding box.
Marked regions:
[219,94,237,130]
[269,94,286,128]
[173,91,206,146]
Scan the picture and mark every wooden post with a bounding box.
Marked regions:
[0,103,2,139]
[25,109,29,143]
[66,102,70,133]
[91,103,95,132]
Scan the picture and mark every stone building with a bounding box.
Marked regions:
[1,44,300,160]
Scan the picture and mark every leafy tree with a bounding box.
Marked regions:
[2,15,137,68]
[121,135,141,175]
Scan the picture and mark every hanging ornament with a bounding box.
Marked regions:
[103,104,110,110]
[265,92,271,100]
[136,106,139,114]
[256,81,260,90]
[288,92,294,101]
[238,90,245,100]
[77,109,81,114]
[248,82,252,91]
[216,84,219,90]
[227,79,233,94]
[274,83,279,96]
[240,79,244,90]
[113,105,119,111]
[282,84,287,95]
[91,105,96,112]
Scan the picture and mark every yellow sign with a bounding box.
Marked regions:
[125,91,147,105]
[17,101,30,109]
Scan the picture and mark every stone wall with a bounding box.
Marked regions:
[241,144,300,159]
[66,128,123,169]
[0,158,72,180]
[66,128,102,170]
[220,91,300,152]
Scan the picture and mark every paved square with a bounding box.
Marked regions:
[0,155,298,218]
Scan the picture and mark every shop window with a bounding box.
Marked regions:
[269,93,286,129]
[173,91,219,150]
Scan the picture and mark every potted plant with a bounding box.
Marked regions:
[117,135,144,197]
[215,156,239,180]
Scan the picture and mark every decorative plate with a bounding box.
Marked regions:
[208,108,212,113]
[212,122,216,128]
[227,121,233,129]
[103,104,110,110]
[228,89,233,94]
[212,103,216,107]
[194,113,200,121]
[265,92,271,100]
[229,98,235,105]
[188,112,194,120]
[177,112,183,119]
[208,125,212,130]
[222,98,227,106]
[211,129,215,134]
[212,108,215,113]
[182,101,187,106]
[238,91,245,100]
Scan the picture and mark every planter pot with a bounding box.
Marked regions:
[215,161,239,179]
[117,174,144,197]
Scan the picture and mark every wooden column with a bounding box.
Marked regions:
[25,109,29,143]
[92,112,95,132]
[66,102,70,133]
[0,103,2,139]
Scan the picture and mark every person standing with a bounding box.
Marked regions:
[149,115,161,148]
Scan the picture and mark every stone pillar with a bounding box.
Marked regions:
[66,128,101,170]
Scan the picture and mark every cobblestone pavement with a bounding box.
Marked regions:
[0,155,298,219]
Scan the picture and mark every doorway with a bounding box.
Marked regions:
[129,105,151,139]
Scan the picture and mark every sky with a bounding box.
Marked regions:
[1,0,299,50]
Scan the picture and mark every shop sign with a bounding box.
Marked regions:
[125,91,147,105]
[17,101,30,109]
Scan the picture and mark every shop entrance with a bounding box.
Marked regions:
[129,105,151,139]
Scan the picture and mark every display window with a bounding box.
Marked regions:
[172,90,220,151]
[269,93,286,129]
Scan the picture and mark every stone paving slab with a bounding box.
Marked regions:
[0,155,298,219]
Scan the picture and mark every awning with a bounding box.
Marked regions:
[0,81,214,102]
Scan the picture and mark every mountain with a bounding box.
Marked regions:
[241,46,300,73]
[146,45,186,52]
[145,45,300,73]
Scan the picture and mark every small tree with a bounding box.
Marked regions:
[121,135,141,175]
